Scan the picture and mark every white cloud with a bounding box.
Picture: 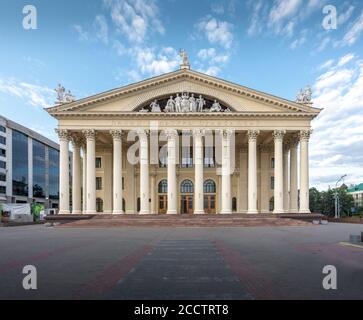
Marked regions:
[94,15,109,44]
[0,79,55,109]
[318,59,334,70]
[338,5,355,26]
[247,0,265,36]
[197,48,229,64]
[196,16,234,49]
[338,10,363,47]
[310,55,363,189]
[131,47,180,77]
[104,0,164,43]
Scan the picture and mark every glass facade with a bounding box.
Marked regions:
[49,147,59,200]
[33,140,46,198]
[12,130,28,196]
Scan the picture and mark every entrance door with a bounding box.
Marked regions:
[181,195,194,214]
[159,195,168,214]
[204,195,216,214]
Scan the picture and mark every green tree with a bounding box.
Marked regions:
[320,188,335,217]
[337,188,354,217]
[309,188,322,213]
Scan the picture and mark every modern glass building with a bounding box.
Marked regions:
[0,115,66,209]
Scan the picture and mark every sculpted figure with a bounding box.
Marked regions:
[150,100,161,113]
[165,96,175,112]
[175,93,182,112]
[55,84,66,104]
[197,95,206,112]
[210,100,222,112]
[181,92,189,112]
[64,90,76,103]
[139,107,149,113]
[189,94,197,112]
[224,108,232,113]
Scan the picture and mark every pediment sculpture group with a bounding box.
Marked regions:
[139,93,231,113]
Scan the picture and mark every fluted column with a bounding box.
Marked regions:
[194,129,205,214]
[57,129,70,214]
[110,130,124,214]
[150,169,157,215]
[166,129,178,215]
[260,144,271,214]
[82,144,87,213]
[71,136,82,214]
[83,130,96,214]
[273,130,285,214]
[289,138,299,213]
[220,130,233,214]
[283,143,290,213]
[247,130,260,214]
[138,130,150,215]
[299,130,312,214]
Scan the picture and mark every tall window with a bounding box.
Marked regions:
[204,146,215,168]
[271,177,275,190]
[96,198,103,212]
[96,157,102,169]
[0,161,5,169]
[33,140,46,198]
[158,180,168,194]
[232,197,237,212]
[0,136,5,145]
[0,148,5,157]
[271,158,275,169]
[49,148,59,200]
[0,173,6,181]
[12,130,28,196]
[181,180,194,194]
[96,177,102,190]
[0,125,6,133]
[181,146,193,168]
[159,146,167,168]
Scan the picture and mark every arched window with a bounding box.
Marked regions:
[181,180,194,194]
[96,198,103,213]
[269,197,274,212]
[204,180,216,193]
[158,180,168,194]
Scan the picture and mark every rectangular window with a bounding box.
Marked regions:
[96,157,102,169]
[181,146,193,168]
[271,158,275,169]
[0,160,5,169]
[33,140,46,198]
[271,177,275,190]
[12,130,28,197]
[204,146,215,168]
[0,186,5,194]
[0,173,5,181]
[0,126,6,133]
[0,148,5,157]
[122,177,124,190]
[49,148,59,200]
[96,177,102,190]
[0,136,6,145]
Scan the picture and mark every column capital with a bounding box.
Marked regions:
[273,130,286,141]
[247,130,260,141]
[289,135,300,148]
[192,129,205,138]
[55,129,69,142]
[165,129,179,140]
[70,135,83,149]
[299,129,313,142]
[82,129,96,141]
[110,130,123,141]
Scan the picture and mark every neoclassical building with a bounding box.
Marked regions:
[46,63,320,216]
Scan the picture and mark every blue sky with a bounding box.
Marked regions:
[0,0,362,189]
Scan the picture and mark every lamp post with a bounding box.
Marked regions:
[335,175,347,219]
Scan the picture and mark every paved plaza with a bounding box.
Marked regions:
[0,223,362,300]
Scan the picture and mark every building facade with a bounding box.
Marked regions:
[47,67,321,215]
[0,115,61,209]
[347,183,363,208]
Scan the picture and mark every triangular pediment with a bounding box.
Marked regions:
[46,69,321,116]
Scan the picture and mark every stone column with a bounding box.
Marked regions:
[247,130,260,214]
[166,129,178,215]
[83,130,96,214]
[273,130,285,214]
[239,145,248,213]
[289,138,299,213]
[283,143,290,213]
[71,136,82,214]
[260,144,271,214]
[57,129,70,214]
[150,168,157,215]
[110,130,124,214]
[220,130,232,214]
[138,130,150,215]
[299,130,312,214]
[194,129,205,214]
[82,144,87,213]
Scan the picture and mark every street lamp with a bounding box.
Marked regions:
[335,174,347,219]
